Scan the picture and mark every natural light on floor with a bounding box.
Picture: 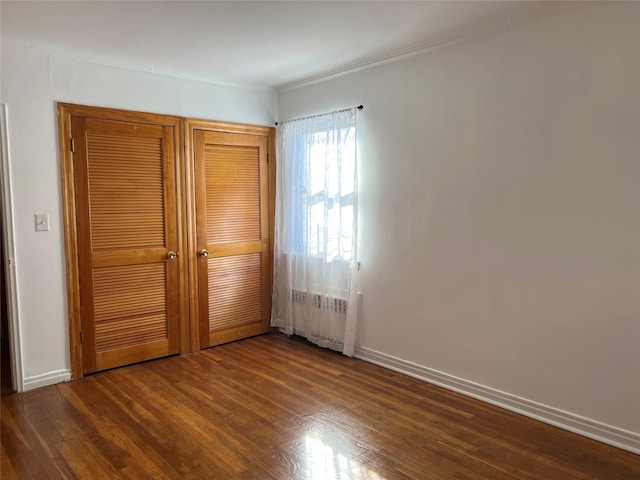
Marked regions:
[304,434,387,480]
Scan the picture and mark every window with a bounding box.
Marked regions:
[272,106,360,355]
[280,109,357,264]
[305,125,356,261]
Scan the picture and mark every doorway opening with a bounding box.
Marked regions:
[1,103,17,395]
[1,213,12,395]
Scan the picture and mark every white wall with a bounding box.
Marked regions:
[0,40,277,388]
[280,2,640,441]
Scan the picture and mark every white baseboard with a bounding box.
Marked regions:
[354,346,640,455]
[22,369,71,391]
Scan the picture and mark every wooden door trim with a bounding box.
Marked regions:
[58,103,187,379]
[58,104,81,379]
[184,119,276,351]
[186,118,273,137]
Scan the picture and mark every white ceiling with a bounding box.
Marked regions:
[1,1,581,89]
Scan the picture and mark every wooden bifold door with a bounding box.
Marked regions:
[193,129,271,349]
[59,105,274,378]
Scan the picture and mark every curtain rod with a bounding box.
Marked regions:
[274,105,363,126]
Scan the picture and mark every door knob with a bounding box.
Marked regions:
[167,251,178,260]
[199,249,209,258]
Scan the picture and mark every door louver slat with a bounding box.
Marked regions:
[204,145,261,244]
[95,314,167,352]
[93,264,168,352]
[207,253,262,332]
[87,133,165,251]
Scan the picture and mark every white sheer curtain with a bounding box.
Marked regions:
[271,108,358,356]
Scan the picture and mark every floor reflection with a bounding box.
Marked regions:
[304,434,386,480]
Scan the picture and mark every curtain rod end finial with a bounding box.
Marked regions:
[357,105,364,111]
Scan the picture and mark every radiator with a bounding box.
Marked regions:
[290,289,348,314]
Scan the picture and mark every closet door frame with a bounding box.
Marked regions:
[58,103,189,380]
[185,119,276,351]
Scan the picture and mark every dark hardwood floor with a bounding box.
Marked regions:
[1,333,638,479]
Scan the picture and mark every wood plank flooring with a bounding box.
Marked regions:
[1,333,639,479]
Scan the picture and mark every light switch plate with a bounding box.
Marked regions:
[35,213,50,232]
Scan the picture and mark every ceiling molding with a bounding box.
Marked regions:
[56,53,277,93]
[5,38,276,93]
[277,4,586,93]
[277,27,495,93]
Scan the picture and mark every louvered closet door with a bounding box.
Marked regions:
[194,131,270,348]
[71,117,180,373]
